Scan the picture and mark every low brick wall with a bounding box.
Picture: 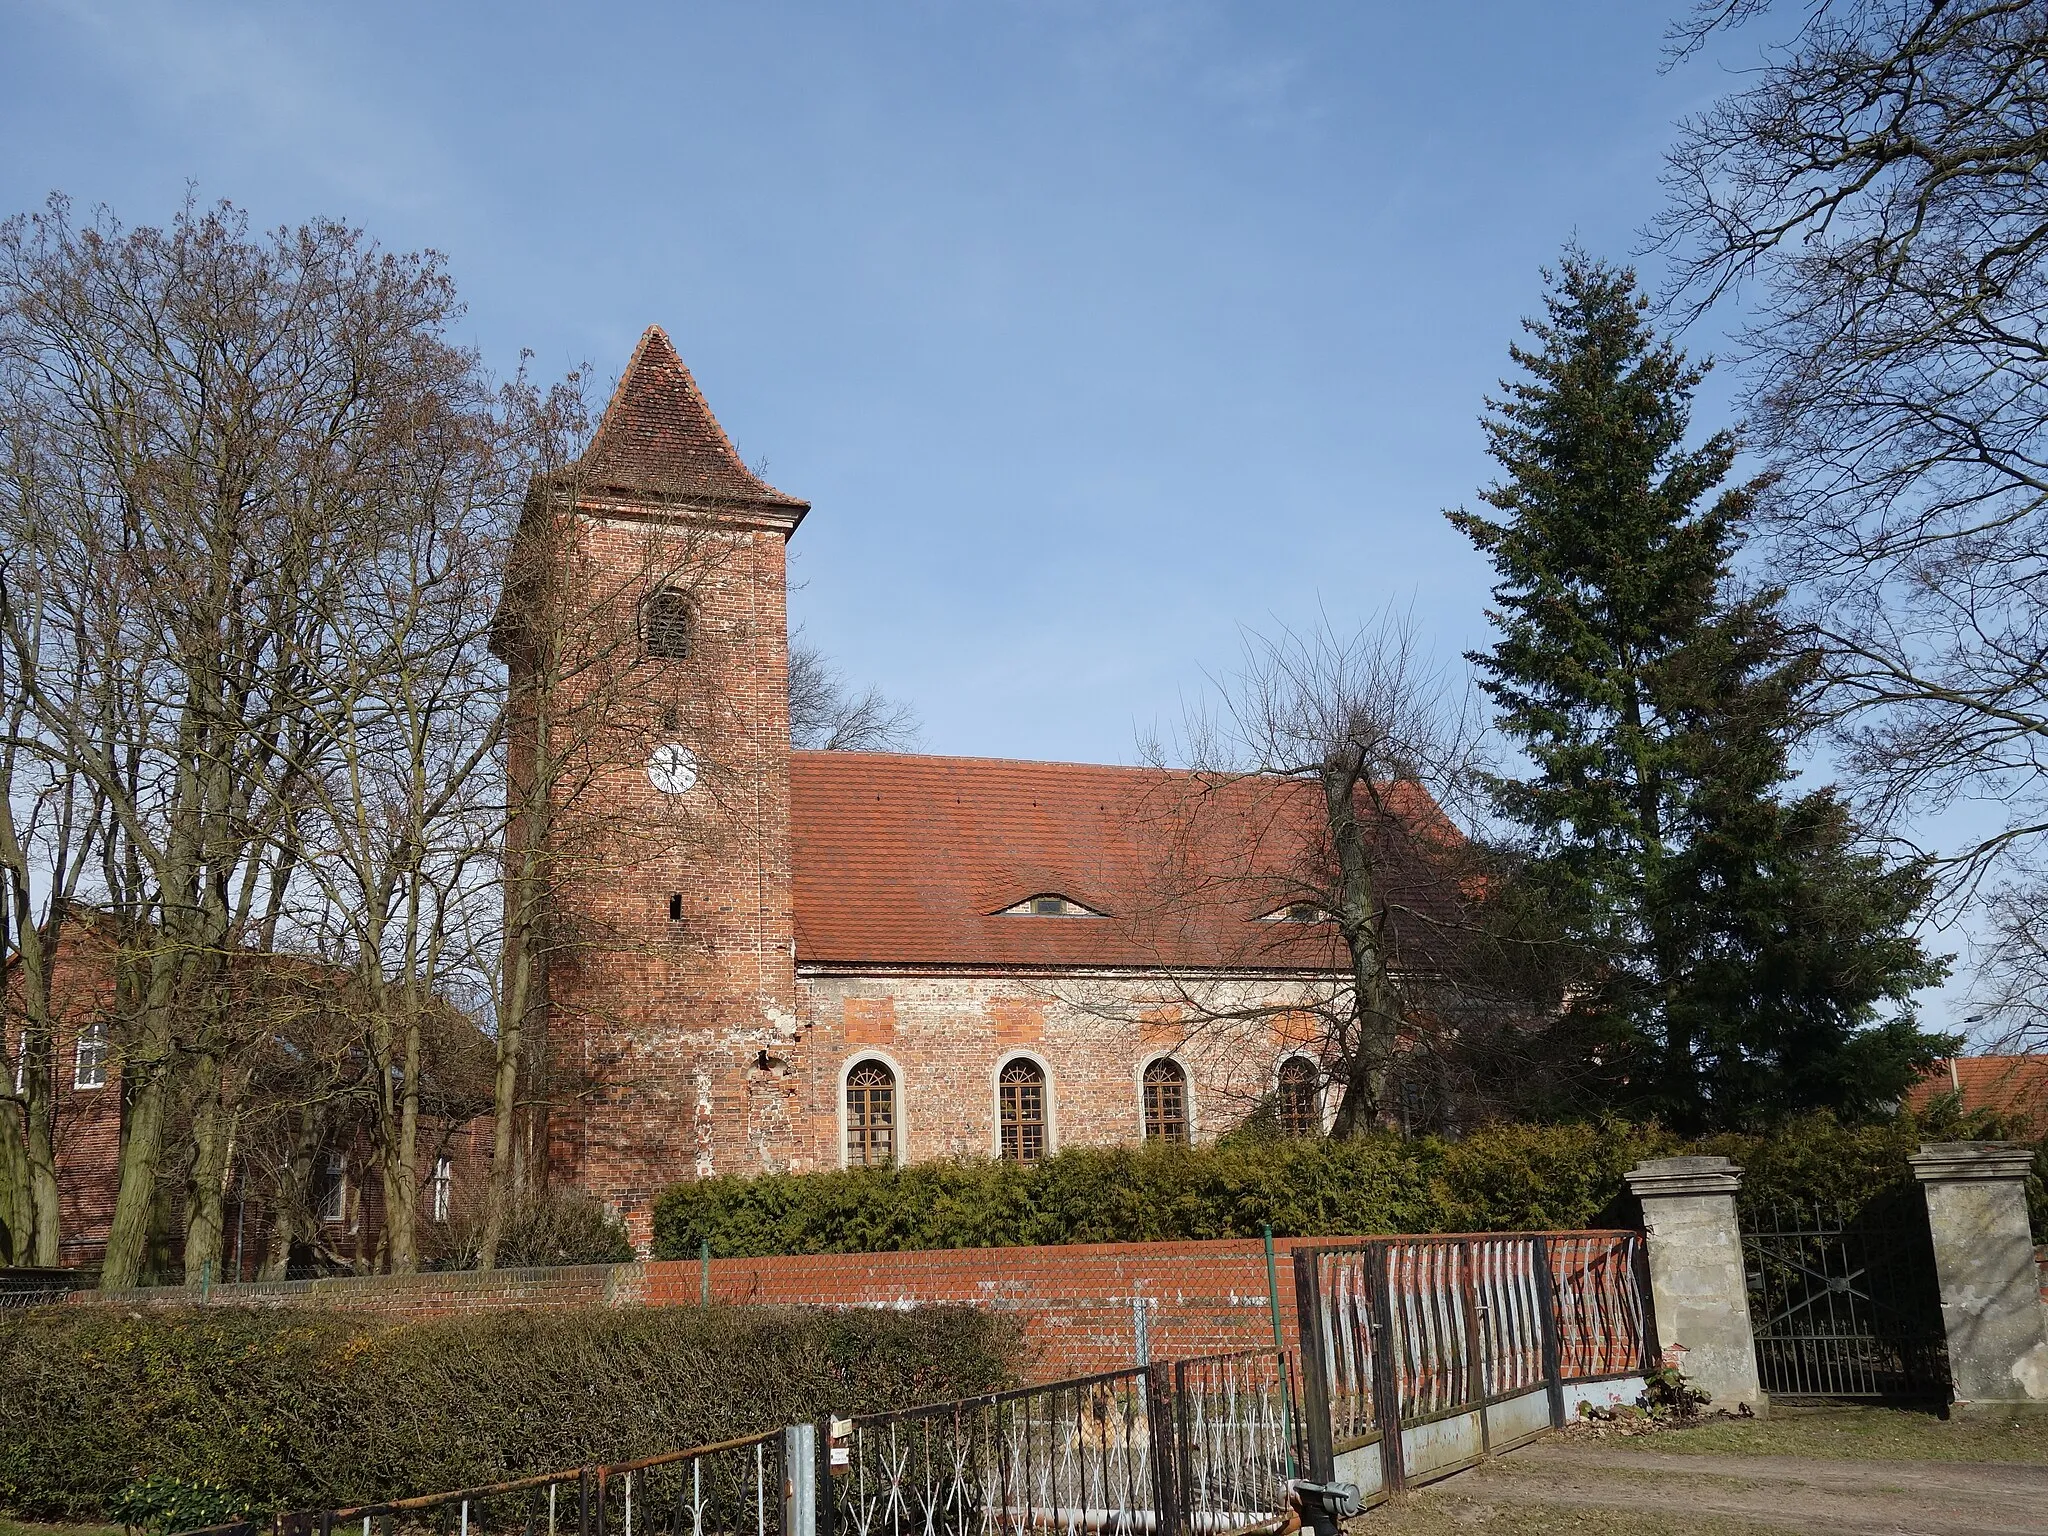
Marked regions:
[71,1237,1335,1380]
[657,1238,1314,1378]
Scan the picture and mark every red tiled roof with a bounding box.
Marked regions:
[789,751,1452,972]
[575,327,808,511]
[1907,1055,2048,1138]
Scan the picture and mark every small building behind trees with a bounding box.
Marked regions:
[1,908,493,1276]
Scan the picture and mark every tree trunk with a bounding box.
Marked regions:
[261,1109,325,1281]
[13,911,67,1267]
[478,933,531,1271]
[101,929,192,1289]
[379,1000,423,1276]
[0,1095,31,1267]
[1321,757,1405,1137]
[180,1060,231,1289]
[101,1058,169,1290]
[20,1018,60,1266]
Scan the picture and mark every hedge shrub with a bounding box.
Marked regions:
[653,1107,2042,1258]
[0,1302,1016,1523]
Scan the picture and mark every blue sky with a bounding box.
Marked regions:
[0,0,1749,760]
[12,0,1985,1027]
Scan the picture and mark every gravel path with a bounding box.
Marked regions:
[1362,1438,2048,1534]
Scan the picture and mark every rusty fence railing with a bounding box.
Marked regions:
[823,1349,1301,1536]
[1292,1231,1653,1511]
[826,1364,1165,1536]
[174,1428,792,1536]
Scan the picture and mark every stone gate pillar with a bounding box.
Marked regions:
[1909,1142,2048,1417]
[1624,1155,1767,1414]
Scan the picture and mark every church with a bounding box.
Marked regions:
[513,328,1398,1245]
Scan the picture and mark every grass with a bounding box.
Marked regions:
[1634,1403,2048,1462]
[0,1521,124,1536]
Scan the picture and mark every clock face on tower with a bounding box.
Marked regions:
[647,742,698,795]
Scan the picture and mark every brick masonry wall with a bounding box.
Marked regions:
[795,972,1327,1170]
[654,1237,1317,1380]
[520,487,1349,1255]
[8,922,498,1273]
[5,924,129,1267]
[532,504,803,1244]
[69,1234,1343,1382]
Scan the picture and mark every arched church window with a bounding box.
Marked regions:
[1276,1056,1320,1138]
[998,1058,1047,1163]
[642,587,692,660]
[845,1060,896,1167]
[1142,1058,1189,1143]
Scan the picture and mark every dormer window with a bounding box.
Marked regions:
[642,587,691,660]
[998,894,1108,918]
[1261,902,1329,924]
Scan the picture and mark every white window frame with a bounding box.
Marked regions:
[73,1021,109,1090]
[317,1150,348,1224]
[428,1154,454,1223]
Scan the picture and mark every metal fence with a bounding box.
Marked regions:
[177,1429,790,1536]
[157,1229,1657,1536]
[828,1365,1162,1536]
[1742,1200,1949,1401]
[0,1267,92,1309]
[1547,1233,1651,1381]
[1293,1232,1652,1509]
[825,1350,1298,1536]
[1169,1351,1296,1536]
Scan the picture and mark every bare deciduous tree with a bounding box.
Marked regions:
[788,635,920,752]
[0,195,552,1285]
[1658,0,2048,1044]
[1126,608,1511,1134]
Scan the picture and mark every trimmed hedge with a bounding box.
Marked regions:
[653,1108,2044,1258]
[0,1303,1016,1523]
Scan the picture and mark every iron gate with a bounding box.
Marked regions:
[1741,1193,1949,1401]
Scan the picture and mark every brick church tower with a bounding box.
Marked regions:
[516,327,810,1239]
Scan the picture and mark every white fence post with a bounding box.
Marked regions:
[783,1422,818,1536]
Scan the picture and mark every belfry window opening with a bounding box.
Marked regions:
[642,587,692,660]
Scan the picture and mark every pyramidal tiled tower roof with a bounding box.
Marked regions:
[574,326,807,510]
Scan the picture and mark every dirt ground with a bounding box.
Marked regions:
[1352,1407,2048,1535]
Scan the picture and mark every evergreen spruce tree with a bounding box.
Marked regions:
[1449,253,1950,1133]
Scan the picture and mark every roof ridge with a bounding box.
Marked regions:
[574,326,807,510]
[790,749,1189,775]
